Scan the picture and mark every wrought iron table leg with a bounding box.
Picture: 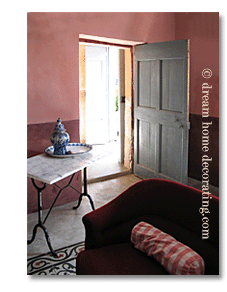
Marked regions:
[28,168,94,256]
[73,167,95,211]
[27,224,39,245]
[27,179,58,258]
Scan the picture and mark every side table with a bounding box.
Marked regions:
[27,149,109,257]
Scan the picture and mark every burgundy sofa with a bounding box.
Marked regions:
[76,179,219,275]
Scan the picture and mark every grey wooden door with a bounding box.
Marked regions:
[134,40,189,184]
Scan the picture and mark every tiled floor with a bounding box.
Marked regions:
[27,141,219,258]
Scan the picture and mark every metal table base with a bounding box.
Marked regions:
[27,167,94,258]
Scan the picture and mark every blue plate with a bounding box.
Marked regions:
[45,143,93,158]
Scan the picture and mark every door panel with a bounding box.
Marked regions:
[138,60,158,108]
[134,40,189,184]
[137,120,156,170]
[161,59,184,112]
[160,125,183,181]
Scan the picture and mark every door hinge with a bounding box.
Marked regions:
[188,121,191,130]
[121,96,125,103]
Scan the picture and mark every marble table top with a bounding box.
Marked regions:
[27,148,110,184]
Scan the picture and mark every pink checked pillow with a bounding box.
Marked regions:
[131,222,205,275]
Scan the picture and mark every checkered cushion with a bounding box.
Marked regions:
[131,222,205,275]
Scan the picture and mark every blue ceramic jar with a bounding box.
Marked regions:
[50,118,70,155]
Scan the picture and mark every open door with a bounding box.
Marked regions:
[134,40,189,184]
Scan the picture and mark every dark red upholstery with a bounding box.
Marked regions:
[76,179,219,275]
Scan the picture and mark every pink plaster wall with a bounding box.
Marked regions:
[28,12,219,124]
[175,12,219,118]
[27,12,176,124]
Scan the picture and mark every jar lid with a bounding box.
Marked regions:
[53,118,66,132]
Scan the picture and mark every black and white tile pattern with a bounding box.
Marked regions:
[27,242,84,275]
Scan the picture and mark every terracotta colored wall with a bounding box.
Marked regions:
[27,14,79,124]
[27,12,176,125]
[174,12,219,118]
[27,12,219,123]
[174,13,219,186]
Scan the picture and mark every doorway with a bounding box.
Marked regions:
[79,36,190,185]
[85,45,120,146]
[79,41,132,182]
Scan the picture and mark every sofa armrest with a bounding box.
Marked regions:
[83,180,159,249]
[82,192,139,249]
